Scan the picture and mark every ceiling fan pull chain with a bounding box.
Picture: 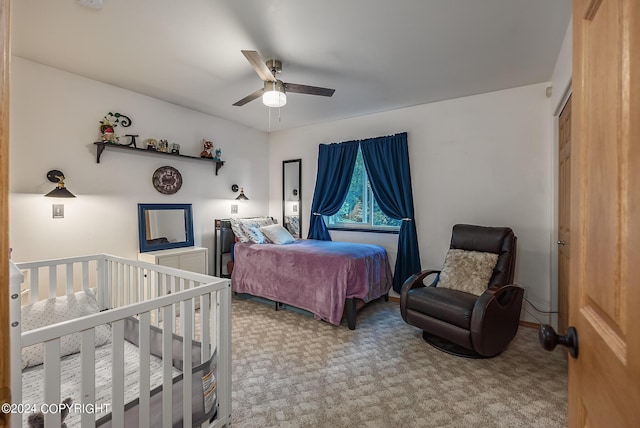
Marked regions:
[278,83,283,122]
[268,106,272,132]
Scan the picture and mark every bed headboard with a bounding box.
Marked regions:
[214,217,276,277]
[214,217,277,275]
[216,217,277,247]
[216,219,235,254]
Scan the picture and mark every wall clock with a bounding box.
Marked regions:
[152,166,182,194]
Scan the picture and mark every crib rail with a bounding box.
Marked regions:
[9,254,232,428]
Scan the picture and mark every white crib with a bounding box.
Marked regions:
[9,254,231,427]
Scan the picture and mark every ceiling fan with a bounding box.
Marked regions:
[233,50,335,108]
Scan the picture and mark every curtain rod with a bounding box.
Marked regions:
[324,131,407,146]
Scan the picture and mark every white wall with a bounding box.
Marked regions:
[10,57,269,274]
[269,83,553,322]
[550,18,573,115]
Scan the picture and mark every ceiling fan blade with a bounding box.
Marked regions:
[284,83,335,97]
[242,50,276,83]
[232,88,264,106]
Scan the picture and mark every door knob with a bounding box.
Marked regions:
[557,240,566,245]
[539,324,579,358]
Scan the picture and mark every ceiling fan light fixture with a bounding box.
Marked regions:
[263,81,287,108]
[78,0,104,9]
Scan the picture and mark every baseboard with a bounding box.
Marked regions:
[519,320,540,329]
[388,295,399,303]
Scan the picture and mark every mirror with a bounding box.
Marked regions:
[283,159,302,238]
[138,203,194,252]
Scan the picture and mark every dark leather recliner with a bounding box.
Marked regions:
[400,224,524,358]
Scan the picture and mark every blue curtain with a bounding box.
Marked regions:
[360,132,421,292]
[307,141,359,240]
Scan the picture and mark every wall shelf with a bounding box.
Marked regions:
[94,142,225,175]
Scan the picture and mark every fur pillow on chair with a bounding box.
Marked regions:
[437,249,499,296]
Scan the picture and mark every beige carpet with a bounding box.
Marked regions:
[231,296,567,428]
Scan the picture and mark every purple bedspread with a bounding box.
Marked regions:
[231,239,393,326]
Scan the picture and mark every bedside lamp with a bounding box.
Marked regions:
[44,170,76,198]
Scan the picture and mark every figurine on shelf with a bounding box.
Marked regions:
[124,134,138,148]
[100,123,118,144]
[213,148,222,161]
[145,138,158,151]
[171,143,181,155]
[158,139,169,153]
[99,112,131,144]
[200,139,214,158]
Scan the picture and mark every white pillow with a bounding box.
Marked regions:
[21,288,111,369]
[259,224,295,245]
[437,249,499,296]
[230,217,275,243]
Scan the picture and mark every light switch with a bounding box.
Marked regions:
[231,204,238,214]
[52,204,64,219]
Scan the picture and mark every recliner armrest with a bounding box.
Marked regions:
[470,284,525,357]
[399,270,441,322]
[475,284,521,307]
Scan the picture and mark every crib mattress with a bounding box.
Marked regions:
[21,340,180,427]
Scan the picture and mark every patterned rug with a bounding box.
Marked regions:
[231,297,567,428]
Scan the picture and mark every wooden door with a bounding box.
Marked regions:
[558,96,571,337]
[0,0,10,426]
[570,0,640,426]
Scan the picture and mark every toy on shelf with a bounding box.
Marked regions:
[99,112,131,144]
[200,139,214,158]
[145,138,158,151]
[158,139,169,153]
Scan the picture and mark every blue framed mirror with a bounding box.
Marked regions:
[138,203,194,252]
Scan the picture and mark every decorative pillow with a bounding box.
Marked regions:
[284,215,300,236]
[230,217,276,243]
[437,249,499,296]
[21,288,112,369]
[259,224,295,245]
[246,225,267,244]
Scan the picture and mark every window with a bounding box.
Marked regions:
[327,148,401,231]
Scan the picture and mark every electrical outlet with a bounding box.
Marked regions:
[230,204,238,214]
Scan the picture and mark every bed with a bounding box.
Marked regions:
[9,254,231,428]
[228,217,392,329]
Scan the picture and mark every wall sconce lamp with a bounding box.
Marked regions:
[44,170,76,198]
[231,184,249,201]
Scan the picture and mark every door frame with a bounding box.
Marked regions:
[0,0,11,424]
[550,86,573,330]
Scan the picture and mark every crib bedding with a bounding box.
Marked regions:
[22,340,180,427]
[22,320,218,428]
[231,239,393,325]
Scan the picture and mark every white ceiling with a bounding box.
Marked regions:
[12,0,572,133]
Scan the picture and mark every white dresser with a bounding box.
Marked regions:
[137,246,208,275]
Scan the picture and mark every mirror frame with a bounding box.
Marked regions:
[138,203,194,253]
[282,159,302,238]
